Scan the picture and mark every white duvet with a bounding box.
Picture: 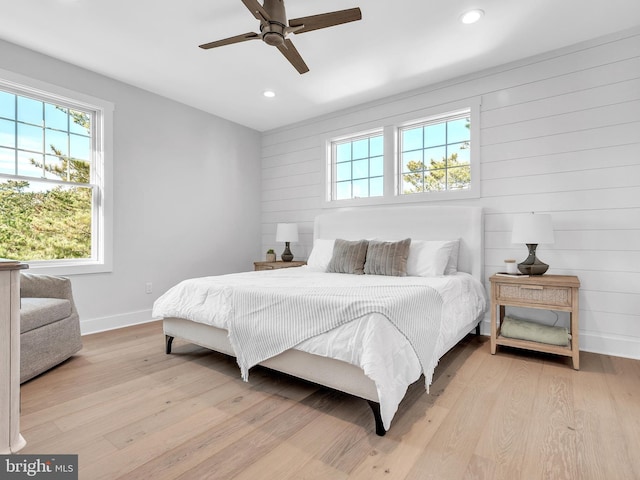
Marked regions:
[152,267,487,429]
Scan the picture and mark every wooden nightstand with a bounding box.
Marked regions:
[254,260,306,271]
[489,274,580,369]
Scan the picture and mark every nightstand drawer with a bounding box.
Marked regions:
[496,284,571,307]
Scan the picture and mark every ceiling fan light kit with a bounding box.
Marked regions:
[199,0,362,74]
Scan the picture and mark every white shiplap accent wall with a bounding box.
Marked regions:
[260,27,640,360]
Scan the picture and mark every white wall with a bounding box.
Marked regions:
[0,39,263,334]
[260,27,640,359]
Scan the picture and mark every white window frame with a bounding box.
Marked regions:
[0,68,113,275]
[323,97,480,208]
[328,129,384,201]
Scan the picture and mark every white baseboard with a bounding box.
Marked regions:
[477,319,639,361]
[579,331,640,361]
[80,309,159,336]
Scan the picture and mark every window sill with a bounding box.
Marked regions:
[24,259,112,276]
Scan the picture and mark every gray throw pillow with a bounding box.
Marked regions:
[326,239,369,275]
[364,238,411,276]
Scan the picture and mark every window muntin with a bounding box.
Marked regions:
[399,110,471,195]
[0,85,100,265]
[331,132,383,200]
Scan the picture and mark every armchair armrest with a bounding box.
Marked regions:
[20,273,76,305]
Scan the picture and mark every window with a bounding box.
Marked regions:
[324,99,479,206]
[400,109,471,194]
[0,72,112,274]
[330,131,383,200]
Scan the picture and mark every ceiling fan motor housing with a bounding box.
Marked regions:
[260,22,286,46]
[260,0,287,46]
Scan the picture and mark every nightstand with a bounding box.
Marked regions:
[489,274,580,369]
[254,260,306,271]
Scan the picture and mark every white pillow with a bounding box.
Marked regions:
[306,239,336,270]
[444,239,460,275]
[407,240,458,277]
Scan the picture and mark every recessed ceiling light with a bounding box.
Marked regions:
[263,90,276,98]
[460,9,484,24]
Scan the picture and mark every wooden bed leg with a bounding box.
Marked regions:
[367,401,387,436]
[475,322,481,336]
[165,335,174,354]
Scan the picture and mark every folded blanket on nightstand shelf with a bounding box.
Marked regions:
[501,316,569,346]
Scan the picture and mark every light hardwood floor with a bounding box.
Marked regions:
[19,321,640,480]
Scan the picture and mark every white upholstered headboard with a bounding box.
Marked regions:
[313,205,484,282]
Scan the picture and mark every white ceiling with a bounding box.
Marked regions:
[2,0,639,132]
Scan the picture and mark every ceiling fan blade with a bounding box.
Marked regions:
[241,0,271,22]
[199,32,260,50]
[288,7,362,34]
[276,39,309,74]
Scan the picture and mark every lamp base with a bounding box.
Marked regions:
[281,242,294,262]
[517,243,549,275]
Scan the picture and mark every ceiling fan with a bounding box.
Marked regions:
[199,0,362,74]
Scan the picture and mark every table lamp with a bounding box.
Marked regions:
[275,223,298,262]
[511,212,555,275]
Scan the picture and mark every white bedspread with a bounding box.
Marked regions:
[152,267,487,429]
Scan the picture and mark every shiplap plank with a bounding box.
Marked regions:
[484,208,640,232]
[481,121,640,163]
[482,99,640,146]
[482,75,640,128]
[481,57,640,113]
[485,249,640,273]
[482,143,640,180]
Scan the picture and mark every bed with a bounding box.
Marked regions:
[153,205,487,435]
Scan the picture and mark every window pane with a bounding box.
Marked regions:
[447,118,470,144]
[17,151,43,177]
[336,142,351,162]
[402,172,423,194]
[370,156,384,177]
[370,176,383,197]
[69,110,91,135]
[0,119,15,148]
[45,128,69,156]
[0,179,92,261]
[451,142,470,165]
[402,127,422,151]
[447,165,471,190]
[17,97,43,125]
[352,139,369,160]
[352,159,368,179]
[424,122,446,148]
[335,181,351,200]
[402,150,423,173]
[17,123,43,152]
[0,147,15,174]
[424,146,447,166]
[336,162,351,182]
[424,167,446,191]
[352,178,368,198]
[44,154,67,180]
[0,91,15,119]
[70,134,90,161]
[370,135,383,157]
[45,104,68,131]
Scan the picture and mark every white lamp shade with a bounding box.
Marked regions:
[276,223,299,242]
[511,213,555,244]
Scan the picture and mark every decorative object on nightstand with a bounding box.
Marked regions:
[511,212,555,275]
[254,260,306,271]
[275,223,298,262]
[266,249,276,262]
[489,273,580,369]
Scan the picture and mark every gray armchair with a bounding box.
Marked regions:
[20,273,82,383]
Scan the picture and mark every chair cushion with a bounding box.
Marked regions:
[20,297,72,334]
